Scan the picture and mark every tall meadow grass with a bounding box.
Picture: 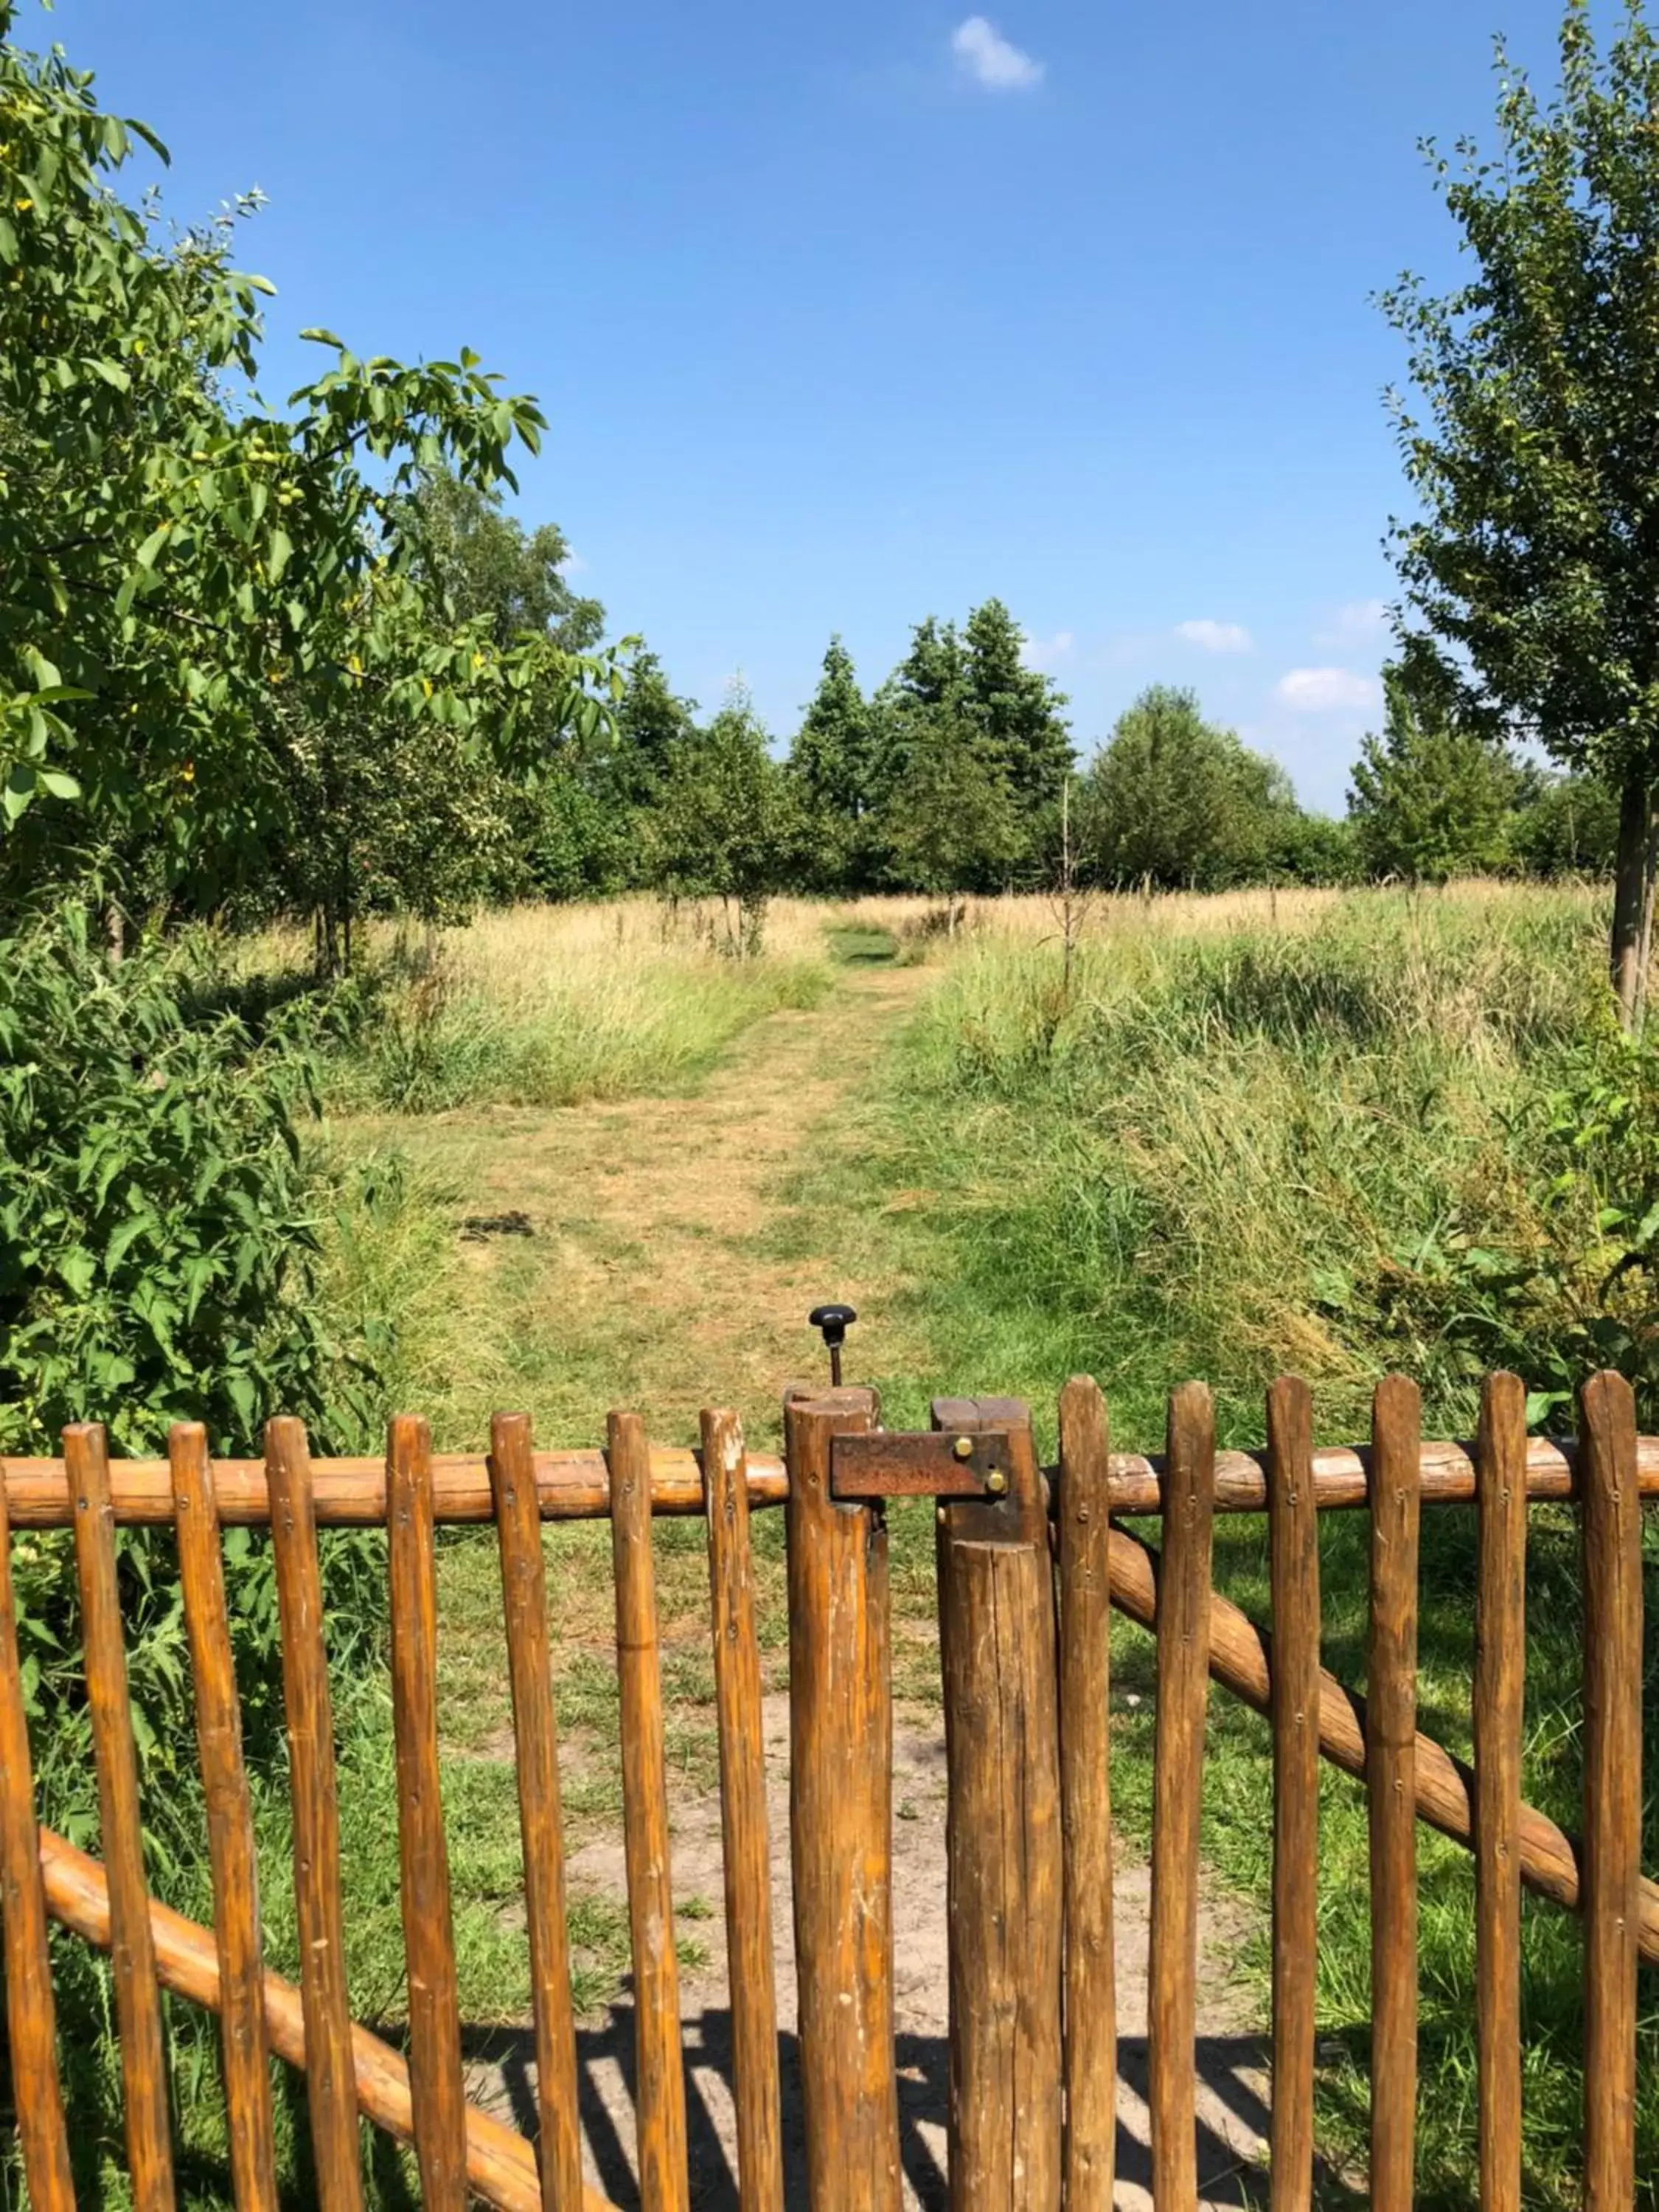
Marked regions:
[251,900,836,1113]
[831,877,1655,2205]
[869,882,1608,1441]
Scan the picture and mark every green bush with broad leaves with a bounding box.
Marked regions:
[0,908,354,1456]
[1,908,383,1841]
[1431,1015,1659,1425]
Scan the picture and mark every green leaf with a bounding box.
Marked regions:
[38,770,81,801]
[226,1372,258,1433]
[105,1212,158,1273]
[125,116,172,164]
[134,521,172,571]
[1,765,35,824]
[299,327,346,348]
[265,526,293,584]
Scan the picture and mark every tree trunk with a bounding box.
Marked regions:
[102,899,125,969]
[1610,773,1659,1031]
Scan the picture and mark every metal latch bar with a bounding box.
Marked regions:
[830,1430,1015,1503]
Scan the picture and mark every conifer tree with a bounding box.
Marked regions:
[962,597,1074,814]
[1347,668,1519,882]
[790,636,874,889]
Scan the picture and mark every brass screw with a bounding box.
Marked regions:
[985,1469,1008,1497]
[952,1435,974,1461]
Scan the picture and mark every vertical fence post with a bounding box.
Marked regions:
[933,1396,1062,2212]
[701,1408,785,2212]
[0,1444,74,2212]
[266,1417,365,2212]
[608,1410,691,2212]
[66,1421,177,2212]
[170,1422,280,2212]
[1366,1377,1420,2212]
[1473,1373,1526,2212]
[1579,1371,1642,2212]
[1057,1377,1116,2212]
[1147,1382,1215,2212]
[1267,1377,1320,2212]
[784,1387,900,2212]
[488,1413,583,2212]
[387,1415,468,2212]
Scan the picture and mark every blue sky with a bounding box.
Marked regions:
[30,0,1580,809]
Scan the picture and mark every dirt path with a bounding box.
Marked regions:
[411,962,1273,2206]
[401,960,933,1445]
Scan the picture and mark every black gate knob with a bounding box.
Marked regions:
[807,1303,858,1385]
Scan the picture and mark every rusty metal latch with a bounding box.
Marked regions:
[830,1429,1015,1503]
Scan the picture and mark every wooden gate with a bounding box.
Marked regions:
[0,1369,1652,2209]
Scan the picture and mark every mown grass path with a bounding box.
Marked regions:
[389,958,935,1448]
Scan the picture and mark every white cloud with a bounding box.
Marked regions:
[951,16,1044,91]
[557,548,588,577]
[1276,667,1380,714]
[1175,618,1252,655]
[1021,628,1074,669]
[1315,597,1387,647]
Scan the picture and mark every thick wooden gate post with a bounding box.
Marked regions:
[933,1397,1063,2212]
[785,1388,900,2212]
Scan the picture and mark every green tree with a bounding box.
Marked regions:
[1347,668,1519,882]
[610,647,698,805]
[790,636,874,888]
[650,690,801,951]
[876,707,1023,903]
[1081,686,1298,889]
[961,597,1074,816]
[866,603,1071,885]
[866,616,966,815]
[520,757,638,900]
[409,469,604,653]
[513,645,696,900]
[1512,769,1620,877]
[1265,810,1360,886]
[891,615,967,711]
[0,10,607,930]
[1382,0,1659,1018]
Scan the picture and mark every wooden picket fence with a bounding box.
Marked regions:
[0,1370,1652,2212]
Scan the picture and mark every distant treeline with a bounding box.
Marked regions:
[518,595,1615,925]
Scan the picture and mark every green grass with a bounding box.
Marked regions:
[781,881,1658,2208]
[312,908,833,1114]
[825,922,902,966]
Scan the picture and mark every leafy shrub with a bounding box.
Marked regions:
[1421,1014,1659,1423]
[0,908,355,1454]
[0,908,383,1827]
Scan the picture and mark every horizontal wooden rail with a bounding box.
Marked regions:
[1103,1522,1659,1966]
[1102,1433,1659,1516]
[6,1432,1659,1528]
[0,1448,789,1527]
[35,1826,620,2212]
